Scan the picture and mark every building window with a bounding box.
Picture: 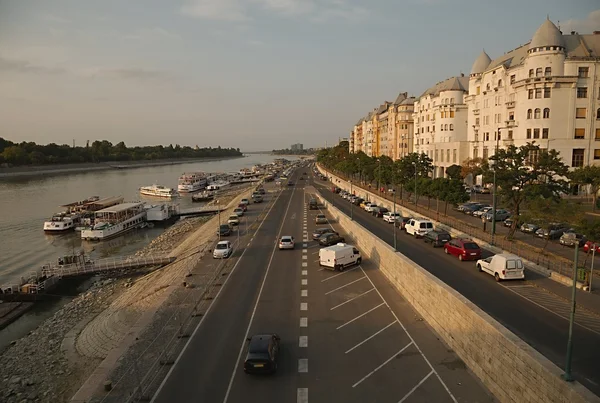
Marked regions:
[577,87,588,98]
[576,108,586,119]
[528,89,534,99]
[579,67,589,78]
[449,124,454,131]
[441,125,444,131]
[485,132,490,141]
[533,128,540,139]
[572,149,585,167]
[529,69,534,78]
[542,128,549,139]
[435,149,439,162]
[595,150,600,160]
[486,83,491,91]
[483,147,489,160]
[543,108,550,119]
[508,130,513,139]
[476,86,480,95]
[473,148,478,159]
[535,88,542,99]
[575,128,585,139]
[450,111,455,118]
[450,98,455,104]
[475,117,480,125]
[527,109,532,119]
[536,67,542,77]
[475,133,479,142]
[596,129,600,141]
[498,79,503,87]
[510,75,516,84]
[453,149,457,163]
[534,108,540,119]
[544,88,551,98]
[544,67,551,76]
[528,149,540,164]
[597,108,600,119]
[527,129,532,139]
[446,149,450,162]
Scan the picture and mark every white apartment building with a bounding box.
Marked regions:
[413,75,470,178]
[466,19,600,168]
[364,112,374,157]
[394,95,416,160]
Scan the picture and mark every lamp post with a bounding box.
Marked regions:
[413,161,418,205]
[216,196,221,241]
[393,187,397,251]
[350,180,354,220]
[562,243,579,382]
[490,127,502,245]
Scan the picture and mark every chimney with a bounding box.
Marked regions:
[461,73,465,77]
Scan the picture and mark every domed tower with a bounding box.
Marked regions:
[526,18,566,76]
[469,50,491,95]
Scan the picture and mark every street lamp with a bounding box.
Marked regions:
[413,161,418,205]
[350,180,354,220]
[393,187,397,251]
[562,243,580,382]
[491,126,506,245]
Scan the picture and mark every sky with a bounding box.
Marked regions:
[0,1,599,152]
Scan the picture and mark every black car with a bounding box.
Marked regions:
[353,197,364,206]
[308,199,318,210]
[312,227,338,240]
[374,207,389,218]
[423,230,452,247]
[288,182,294,186]
[395,217,413,230]
[318,233,346,246]
[218,224,232,236]
[244,334,280,374]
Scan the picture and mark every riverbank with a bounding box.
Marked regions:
[0,155,244,179]
[0,184,253,403]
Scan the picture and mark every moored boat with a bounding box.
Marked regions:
[81,202,147,241]
[140,184,178,198]
[191,190,215,202]
[43,196,123,233]
[178,172,207,193]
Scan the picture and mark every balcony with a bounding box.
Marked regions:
[506,120,518,128]
[505,101,515,108]
[473,109,480,115]
[502,138,514,145]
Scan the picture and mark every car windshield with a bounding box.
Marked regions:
[281,237,292,242]
[216,243,228,250]
[464,242,479,250]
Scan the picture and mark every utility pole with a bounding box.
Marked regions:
[393,188,397,251]
[562,243,579,382]
[490,129,500,245]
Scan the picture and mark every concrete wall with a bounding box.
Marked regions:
[314,178,599,402]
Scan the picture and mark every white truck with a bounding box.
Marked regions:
[476,253,525,282]
[319,243,361,271]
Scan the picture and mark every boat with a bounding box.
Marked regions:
[43,213,80,232]
[206,180,230,191]
[178,172,207,193]
[140,184,178,198]
[43,196,123,233]
[81,202,147,241]
[191,190,215,202]
[145,203,179,221]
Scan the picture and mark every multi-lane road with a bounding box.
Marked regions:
[312,173,600,396]
[151,166,494,403]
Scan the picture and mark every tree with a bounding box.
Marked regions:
[482,143,569,237]
[461,157,484,183]
[393,152,433,202]
[569,165,600,211]
[445,164,463,180]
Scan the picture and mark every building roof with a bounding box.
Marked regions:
[419,75,469,98]
[529,18,565,50]
[376,102,390,115]
[470,50,491,74]
[355,117,364,126]
[400,96,416,106]
[393,91,408,105]
[96,202,144,214]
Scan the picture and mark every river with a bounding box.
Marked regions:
[0,154,297,285]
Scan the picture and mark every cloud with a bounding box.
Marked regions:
[81,67,170,81]
[124,27,182,41]
[180,0,249,21]
[0,55,65,75]
[248,39,266,46]
[258,0,315,15]
[560,9,600,34]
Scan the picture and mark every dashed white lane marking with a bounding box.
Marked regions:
[345,321,397,354]
[302,262,308,267]
[302,249,308,253]
[302,270,307,276]
[337,303,385,330]
[298,359,308,373]
[301,289,308,297]
[302,279,308,285]
[325,277,367,295]
[303,243,308,247]
[299,336,308,347]
[398,370,434,403]
[297,388,308,403]
[302,255,307,260]
[320,266,359,282]
[300,302,308,311]
[300,317,308,327]
[330,288,375,311]
[352,342,414,388]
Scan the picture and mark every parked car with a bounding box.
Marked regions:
[483,209,511,222]
[253,195,264,203]
[471,185,483,194]
[395,216,413,230]
[228,215,240,226]
[365,204,379,213]
[583,241,600,254]
[472,206,492,218]
[240,198,250,206]
[535,223,570,239]
[278,236,295,250]
[423,230,452,247]
[374,207,389,218]
[238,203,248,212]
[444,238,482,261]
[353,197,364,206]
[479,187,491,194]
[213,240,233,258]
[463,203,485,215]
[243,334,280,374]
[383,212,401,223]
[308,199,318,210]
[476,254,525,281]
[315,214,328,224]
[233,208,244,217]
[520,223,540,234]
[312,228,338,240]
[359,201,370,209]
[405,219,434,238]
[217,224,232,237]
[318,233,346,246]
[559,232,586,247]
[503,217,517,228]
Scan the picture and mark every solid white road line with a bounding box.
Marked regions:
[324,277,366,295]
[299,335,308,347]
[298,358,308,373]
[297,388,308,403]
[302,279,307,285]
[330,288,375,311]
[320,266,359,282]
[398,370,434,403]
[336,303,385,330]
[300,317,308,327]
[301,302,308,311]
[302,270,307,276]
[301,289,307,297]
[352,342,413,388]
[345,321,397,354]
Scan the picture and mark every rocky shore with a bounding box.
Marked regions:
[0,186,252,403]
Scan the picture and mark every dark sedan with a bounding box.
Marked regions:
[312,227,338,240]
[395,217,413,230]
[217,224,232,237]
[318,233,346,246]
[374,207,389,218]
[243,334,280,374]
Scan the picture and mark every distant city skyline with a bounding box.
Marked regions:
[0,1,598,151]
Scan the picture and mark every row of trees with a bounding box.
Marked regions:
[0,138,243,166]
[272,148,314,155]
[318,141,600,242]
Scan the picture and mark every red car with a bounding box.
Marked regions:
[238,203,248,212]
[583,241,600,254]
[444,238,482,261]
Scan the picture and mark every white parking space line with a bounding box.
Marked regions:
[299,335,308,347]
[297,388,308,403]
[352,342,413,388]
[302,262,308,267]
[302,279,308,285]
[301,302,308,311]
[301,289,308,297]
[320,266,359,282]
[345,321,397,354]
[302,270,307,276]
[298,359,308,373]
[300,317,308,327]
[398,370,434,403]
[337,303,385,330]
[325,277,367,295]
[330,288,375,310]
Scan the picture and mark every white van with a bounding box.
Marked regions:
[476,254,525,281]
[319,243,361,271]
[405,219,434,237]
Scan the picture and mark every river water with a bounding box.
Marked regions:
[0,154,296,285]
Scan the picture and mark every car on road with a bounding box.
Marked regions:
[383,212,401,223]
[278,236,295,250]
[312,227,338,240]
[583,240,600,254]
[472,206,492,217]
[240,198,250,206]
[373,207,389,218]
[365,204,379,213]
[243,334,280,374]
[404,219,434,238]
[233,208,244,217]
[238,203,247,212]
[444,238,482,261]
[213,240,233,258]
[476,254,525,282]
[318,233,346,246]
[463,203,485,215]
[559,231,586,247]
[315,214,328,224]
[253,195,263,203]
[395,216,413,230]
[520,223,539,234]
[483,209,511,222]
[535,223,570,239]
[217,224,232,237]
[228,215,240,226]
[423,230,452,247]
[308,199,318,210]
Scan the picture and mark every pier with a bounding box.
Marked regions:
[176,206,224,217]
